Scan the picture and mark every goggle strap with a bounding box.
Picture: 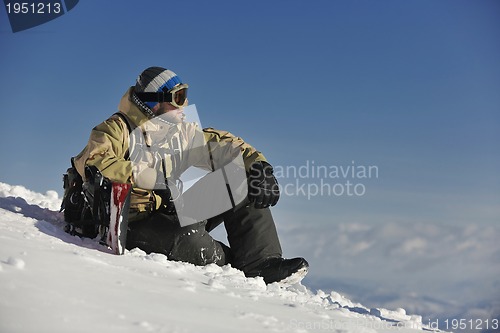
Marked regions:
[135,91,173,103]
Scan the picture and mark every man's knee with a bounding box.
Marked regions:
[169,223,227,266]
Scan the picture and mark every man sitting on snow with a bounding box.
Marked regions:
[72,66,308,284]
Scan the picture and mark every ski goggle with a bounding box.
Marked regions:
[164,83,189,108]
[135,83,189,108]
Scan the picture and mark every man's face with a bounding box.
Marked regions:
[153,102,186,123]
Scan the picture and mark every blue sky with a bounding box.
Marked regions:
[2,0,498,224]
[1,0,499,326]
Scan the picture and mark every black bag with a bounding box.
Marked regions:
[61,163,86,223]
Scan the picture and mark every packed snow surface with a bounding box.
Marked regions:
[0,182,431,333]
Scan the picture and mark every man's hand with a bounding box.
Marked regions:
[155,187,176,214]
[248,161,280,209]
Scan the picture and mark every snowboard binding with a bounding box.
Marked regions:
[61,163,131,254]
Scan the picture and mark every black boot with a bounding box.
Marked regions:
[244,257,309,284]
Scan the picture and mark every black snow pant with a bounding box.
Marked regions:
[125,204,283,272]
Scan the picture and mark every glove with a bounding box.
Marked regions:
[154,187,176,214]
[248,161,280,209]
[154,179,183,214]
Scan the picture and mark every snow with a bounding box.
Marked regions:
[0,182,60,211]
[0,182,432,333]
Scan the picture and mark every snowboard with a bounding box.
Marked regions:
[107,183,132,255]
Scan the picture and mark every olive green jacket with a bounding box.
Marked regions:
[73,88,267,214]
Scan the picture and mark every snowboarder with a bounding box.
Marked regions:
[72,66,308,284]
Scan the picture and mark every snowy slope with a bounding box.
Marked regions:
[0,182,431,333]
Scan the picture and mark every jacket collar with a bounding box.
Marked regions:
[118,87,152,128]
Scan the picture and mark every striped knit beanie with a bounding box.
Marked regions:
[134,67,183,110]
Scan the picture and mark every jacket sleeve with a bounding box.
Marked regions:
[73,115,132,183]
[202,128,268,171]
